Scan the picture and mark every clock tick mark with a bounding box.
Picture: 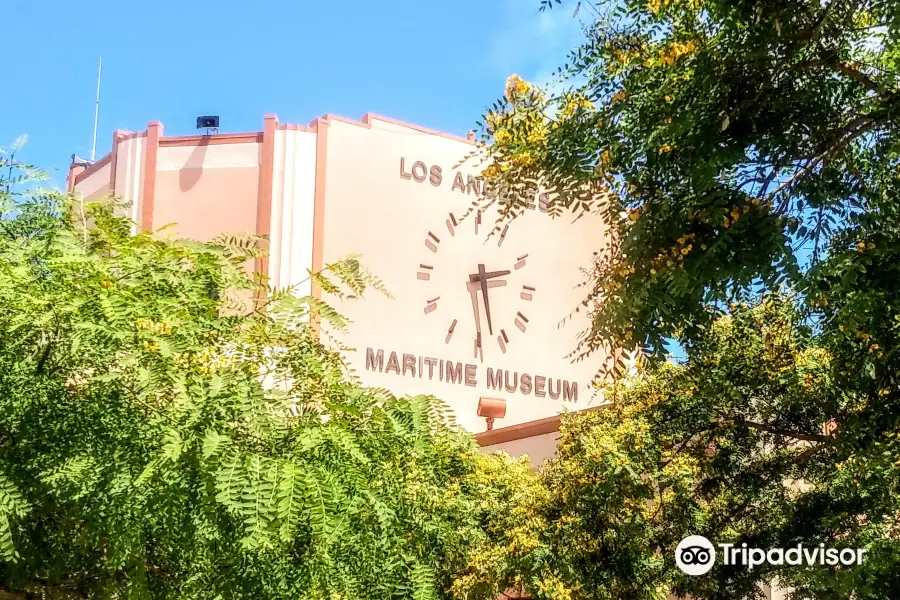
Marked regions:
[446,213,457,236]
[498,328,509,352]
[497,224,509,247]
[521,285,535,301]
[515,312,529,332]
[445,319,457,343]
[417,264,433,281]
[424,296,440,314]
[425,231,440,253]
[446,213,459,236]
[515,254,528,270]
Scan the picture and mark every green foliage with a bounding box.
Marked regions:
[473,2,900,596]
[0,160,536,600]
[477,0,900,366]
[538,296,900,599]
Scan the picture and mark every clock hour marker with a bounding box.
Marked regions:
[521,285,535,301]
[446,213,458,236]
[514,254,528,270]
[497,328,509,353]
[497,224,509,247]
[445,319,457,343]
[425,231,440,253]
[475,211,482,234]
[474,332,483,361]
[424,296,440,314]
[515,311,529,332]
[417,264,433,281]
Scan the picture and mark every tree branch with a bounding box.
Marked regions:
[772,112,884,211]
[35,336,54,375]
[833,62,880,91]
[739,419,835,443]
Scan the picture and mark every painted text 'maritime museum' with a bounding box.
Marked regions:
[68,113,612,463]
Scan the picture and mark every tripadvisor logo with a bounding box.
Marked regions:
[676,536,716,576]
[675,536,868,576]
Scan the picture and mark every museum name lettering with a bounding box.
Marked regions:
[365,347,579,403]
[399,157,550,210]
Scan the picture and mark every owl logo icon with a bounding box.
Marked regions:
[676,536,716,575]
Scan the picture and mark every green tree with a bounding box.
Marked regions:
[473,1,900,597]
[0,155,541,600]
[478,0,900,361]
[536,297,900,599]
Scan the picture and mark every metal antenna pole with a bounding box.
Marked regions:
[90,57,102,163]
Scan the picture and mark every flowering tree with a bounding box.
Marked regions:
[0,156,546,600]
[476,0,900,365]
[537,297,900,599]
[470,1,900,597]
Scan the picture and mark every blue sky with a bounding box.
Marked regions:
[2,0,588,188]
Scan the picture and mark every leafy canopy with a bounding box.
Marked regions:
[536,296,900,599]
[474,0,900,364]
[468,1,900,597]
[0,156,541,600]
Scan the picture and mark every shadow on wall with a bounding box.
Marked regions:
[179,140,210,192]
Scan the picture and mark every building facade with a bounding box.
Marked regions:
[70,113,796,600]
[68,112,613,459]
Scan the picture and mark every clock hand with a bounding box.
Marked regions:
[472,264,511,336]
[472,264,491,335]
[466,281,483,362]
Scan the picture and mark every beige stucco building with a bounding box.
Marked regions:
[68,112,613,461]
[69,113,797,600]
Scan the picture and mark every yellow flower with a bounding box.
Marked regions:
[482,164,502,179]
[658,143,673,154]
[857,241,866,252]
[494,129,512,144]
[526,127,547,144]
[660,39,698,65]
[560,94,592,118]
[612,89,631,103]
[512,153,536,167]
[505,73,531,102]
[664,95,673,103]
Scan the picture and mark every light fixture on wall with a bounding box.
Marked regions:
[196,115,219,135]
[477,397,507,431]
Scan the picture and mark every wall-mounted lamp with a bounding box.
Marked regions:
[477,397,507,431]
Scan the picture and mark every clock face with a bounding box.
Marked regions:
[416,209,535,363]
